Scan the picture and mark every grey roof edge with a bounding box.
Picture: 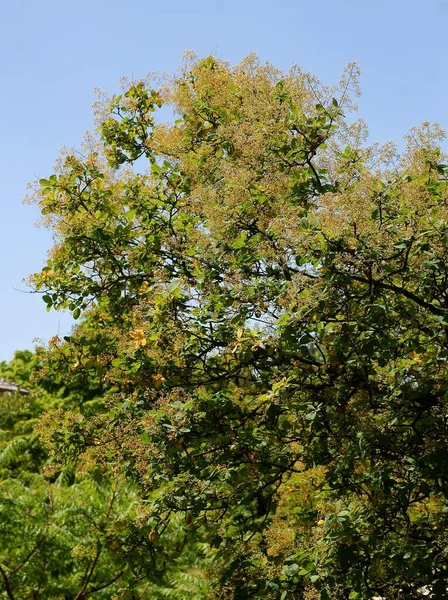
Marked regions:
[0,378,30,395]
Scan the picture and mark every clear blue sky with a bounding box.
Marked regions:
[1,0,447,361]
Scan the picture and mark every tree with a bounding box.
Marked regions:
[0,351,210,599]
[31,54,448,599]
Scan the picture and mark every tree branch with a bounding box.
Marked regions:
[0,565,15,600]
[349,274,447,316]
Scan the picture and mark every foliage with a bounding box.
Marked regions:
[0,351,56,479]
[0,476,140,599]
[0,352,211,599]
[29,54,448,598]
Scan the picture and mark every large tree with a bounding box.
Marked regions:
[31,54,448,599]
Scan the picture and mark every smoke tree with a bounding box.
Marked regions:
[32,55,448,599]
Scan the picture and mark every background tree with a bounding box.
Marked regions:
[0,351,211,599]
[31,54,448,599]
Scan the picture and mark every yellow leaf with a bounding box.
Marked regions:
[148,529,159,544]
[409,351,422,363]
[130,329,147,349]
[151,373,166,389]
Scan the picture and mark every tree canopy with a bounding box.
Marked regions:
[27,54,448,599]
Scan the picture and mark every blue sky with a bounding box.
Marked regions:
[1,0,447,361]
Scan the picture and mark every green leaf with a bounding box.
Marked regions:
[124,209,136,222]
[140,431,151,444]
[231,232,247,249]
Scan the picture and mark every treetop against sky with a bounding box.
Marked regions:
[1,0,448,359]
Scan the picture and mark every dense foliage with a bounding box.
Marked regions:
[0,352,210,599]
[24,54,448,598]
